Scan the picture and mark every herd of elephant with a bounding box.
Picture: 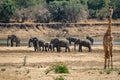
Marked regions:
[7,34,94,52]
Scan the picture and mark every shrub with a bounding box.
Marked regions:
[54,76,65,80]
[48,0,88,22]
[105,69,112,74]
[45,62,69,74]
[0,0,16,22]
[54,62,69,73]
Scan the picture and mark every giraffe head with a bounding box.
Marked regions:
[109,7,113,16]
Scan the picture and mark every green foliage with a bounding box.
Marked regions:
[54,76,65,80]
[118,70,120,75]
[48,0,88,22]
[104,68,120,75]
[54,62,69,73]
[15,0,36,8]
[46,0,69,4]
[114,68,120,75]
[110,0,120,19]
[105,69,112,74]
[14,0,45,9]
[0,0,16,22]
[87,0,107,10]
[96,7,108,20]
[45,62,69,74]
[116,69,120,75]
[0,0,120,23]
[87,0,110,19]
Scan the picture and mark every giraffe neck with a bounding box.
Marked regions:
[107,13,112,35]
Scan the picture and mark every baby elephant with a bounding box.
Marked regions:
[86,36,94,45]
[44,42,53,52]
[74,39,92,52]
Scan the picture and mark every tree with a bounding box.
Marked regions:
[87,0,109,19]
[15,0,35,8]
[0,0,16,22]
[110,0,120,19]
[48,0,88,22]
[87,0,107,10]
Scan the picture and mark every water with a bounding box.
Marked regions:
[0,40,120,46]
[94,42,120,45]
[0,40,28,46]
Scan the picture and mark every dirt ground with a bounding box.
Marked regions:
[0,22,120,80]
[0,45,120,80]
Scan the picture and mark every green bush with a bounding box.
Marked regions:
[45,62,69,74]
[0,0,16,22]
[54,77,65,80]
[87,0,107,10]
[54,63,69,73]
[48,0,88,22]
[105,69,112,74]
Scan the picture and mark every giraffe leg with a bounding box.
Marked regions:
[108,58,110,68]
[104,58,107,69]
[111,56,113,69]
[103,46,107,69]
[110,45,113,69]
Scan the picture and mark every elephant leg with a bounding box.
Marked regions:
[11,40,13,47]
[42,46,44,51]
[74,44,76,51]
[67,47,70,52]
[81,46,82,52]
[88,45,91,52]
[53,46,55,51]
[79,45,82,52]
[69,41,71,45]
[57,47,61,52]
[65,47,67,52]
[34,47,37,51]
[45,47,47,52]
[16,42,18,47]
[39,46,41,51]
[18,41,20,46]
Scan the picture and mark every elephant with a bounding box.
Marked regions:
[58,40,70,52]
[32,38,39,52]
[7,35,20,47]
[50,38,70,52]
[38,40,45,51]
[44,42,53,52]
[86,36,94,45]
[38,40,52,52]
[50,38,60,52]
[66,37,78,45]
[28,37,52,52]
[28,37,38,47]
[74,39,92,52]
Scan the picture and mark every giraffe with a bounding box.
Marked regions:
[103,7,114,69]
